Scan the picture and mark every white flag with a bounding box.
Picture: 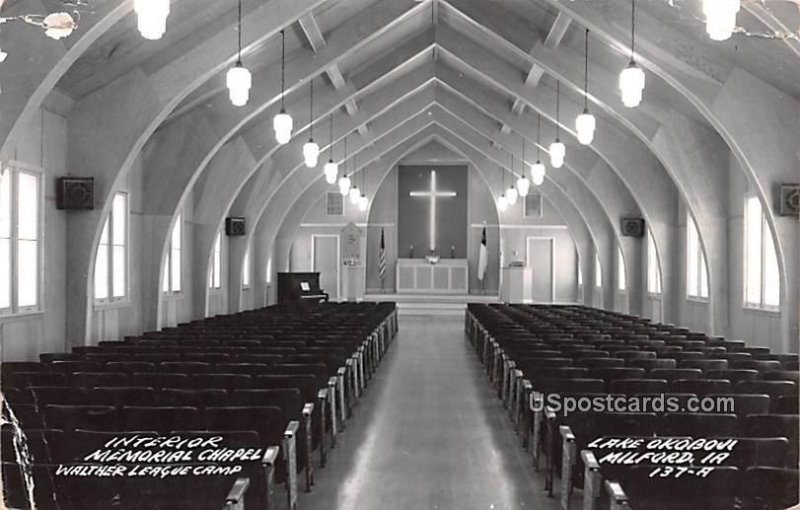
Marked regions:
[478,227,488,282]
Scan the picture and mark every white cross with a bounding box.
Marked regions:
[409,170,457,252]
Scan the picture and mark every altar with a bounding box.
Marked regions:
[396,258,468,294]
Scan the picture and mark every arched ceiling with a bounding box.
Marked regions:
[2,0,798,343]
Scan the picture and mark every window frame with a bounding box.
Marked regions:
[686,214,709,301]
[743,195,781,312]
[94,192,129,306]
[617,247,627,292]
[209,231,223,291]
[242,244,251,289]
[0,165,43,317]
[162,214,183,295]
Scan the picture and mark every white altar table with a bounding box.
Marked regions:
[396,258,468,294]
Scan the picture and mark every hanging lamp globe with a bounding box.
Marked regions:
[575,109,596,145]
[349,185,361,205]
[531,161,546,186]
[497,194,508,212]
[619,62,645,108]
[549,140,566,169]
[359,194,369,212]
[324,160,338,184]
[506,185,518,205]
[134,0,170,40]
[226,63,252,107]
[273,110,293,145]
[338,174,351,196]
[516,175,530,197]
[303,139,320,168]
[704,0,740,41]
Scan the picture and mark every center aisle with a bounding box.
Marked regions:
[297,314,560,510]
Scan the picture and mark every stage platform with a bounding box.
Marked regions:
[360,293,500,316]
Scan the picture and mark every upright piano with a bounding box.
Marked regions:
[277,272,330,304]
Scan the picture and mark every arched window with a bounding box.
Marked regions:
[744,195,780,309]
[242,245,251,288]
[95,192,128,302]
[209,232,223,289]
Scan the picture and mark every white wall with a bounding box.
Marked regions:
[159,197,195,329]
[286,139,580,303]
[90,152,144,343]
[725,158,783,348]
[0,101,68,361]
[496,197,578,303]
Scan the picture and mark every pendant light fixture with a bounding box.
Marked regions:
[619,0,646,108]
[549,80,566,169]
[273,29,293,144]
[303,78,320,167]
[532,114,546,186]
[339,172,351,196]
[349,147,360,206]
[575,28,596,145]
[703,0,740,41]
[506,152,519,206]
[516,136,530,197]
[134,0,170,40]
[497,165,508,212]
[324,115,338,184]
[226,0,252,107]
[338,134,351,196]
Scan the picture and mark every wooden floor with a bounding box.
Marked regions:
[294,314,562,510]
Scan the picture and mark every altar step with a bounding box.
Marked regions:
[395,302,468,316]
[361,293,500,316]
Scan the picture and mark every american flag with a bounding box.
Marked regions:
[379,228,387,284]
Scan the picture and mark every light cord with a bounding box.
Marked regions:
[536,113,541,162]
[584,28,589,110]
[328,115,334,160]
[237,0,243,64]
[630,0,636,62]
[280,29,286,109]
[522,135,527,178]
[555,80,560,139]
